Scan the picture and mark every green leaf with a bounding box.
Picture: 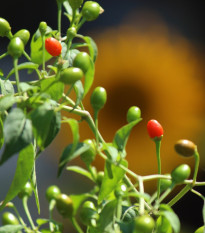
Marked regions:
[0,116,4,149]
[82,36,98,62]
[30,31,52,65]
[66,166,93,181]
[0,144,35,210]
[63,49,80,66]
[83,58,95,97]
[31,161,40,214]
[58,142,89,177]
[0,225,24,233]
[41,77,64,101]
[70,193,93,216]
[19,82,39,93]
[161,210,180,233]
[73,80,84,109]
[6,62,39,79]
[96,200,118,232]
[98,159,128,203]
[29,102,58,149]
[0,78,14,95]
[0,108,33,165]
[113,119,142,157]
[44,109,61,148]
[63,1,72,17]
[0,95,16,112]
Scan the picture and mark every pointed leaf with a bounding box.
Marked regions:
[41,77,64,101]
[31,161,40,214]
[0,78,14,95]
[66,166,93,181]
[0,144,35,210]
[161,210,180,233]
[98,159,128,203]
[0,108,33,165]
[113,119,142,156]
[83,58,95,97]
[0,225,24,233]
[0,95,16,112]
[82,36,98,62]
[73,80,84,109]
[58,142,89,177]
[29,102,57,149]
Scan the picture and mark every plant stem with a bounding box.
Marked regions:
[22,196,36,230]
[193,148,200,185]
[42,34,46,71]
[138,177,145,215]
[71,217,84,233]
[168,184,192,207]
[49,199,56,232]
[57,2,62,37]
[155,139,162,201]
[13,58,21,93]
[0,52,8,59]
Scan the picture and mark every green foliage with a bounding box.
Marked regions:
[0,1,204,233]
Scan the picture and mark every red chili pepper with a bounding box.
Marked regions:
[147,119,163,140]
[45,37,62,56]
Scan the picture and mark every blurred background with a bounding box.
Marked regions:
[1,0,205,232]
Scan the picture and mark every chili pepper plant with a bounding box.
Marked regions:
[0,1,205,233]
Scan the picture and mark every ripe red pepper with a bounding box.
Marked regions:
[147,119,163,140]
[45,37,62,56]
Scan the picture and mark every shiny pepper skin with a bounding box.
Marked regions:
[147,119,163,140]
[45,37,62,56]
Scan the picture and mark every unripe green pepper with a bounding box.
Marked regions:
[82,1,102,21]
[14,29,30,46]
[90,86,107,112]
[171,164,191,184]
[67,27,77,40]
[134,215,155,233]
[195,226,205,233]
[18,181,33,199]
[2,212,19,225]
[80,139,96,166]
[0,17,11,37]
[80,201,98,226]
[7,37,24,59]
[59,67,84,85]
[46,185,61,202]
[127,106,141,123]
[39,21,47,35]
[56,193,74,218]
[73,52,91,74]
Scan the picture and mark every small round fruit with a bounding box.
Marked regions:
[134,215,155,233]
[14,29,30,45]
[90,86,107,112]
[171,164,191,184]
[46,185,61,202]
[127,106,141,123]
[0,17,11,37]
[39,21,47,35]
[80,201,98,226]
[56,193,73,218]
[45,37,62,57]
[18,182,33,199]
[73,52,91,74]
[174,139,196,157]
[80,139,96,166]
[195,226,205,233]
[96,171,104,186]
[82,1,101,21]
[67,27,77,40]
[114,183,127,198]
[2,212,19,225]
[7,37,24,58]
[59,67,84,85]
